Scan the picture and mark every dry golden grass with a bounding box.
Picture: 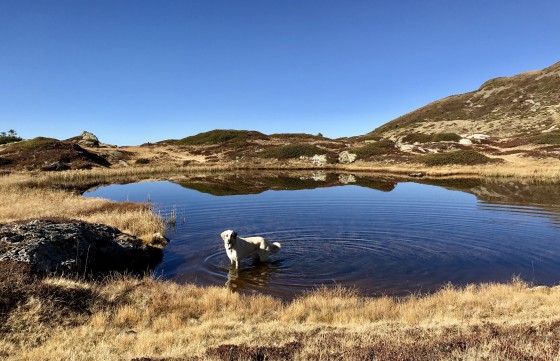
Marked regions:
[0,172,166,242]
[2,164,560,360]
[2,270,560,361]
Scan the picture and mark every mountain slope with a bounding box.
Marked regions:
[368,61,560,139]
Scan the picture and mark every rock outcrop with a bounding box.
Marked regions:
[78,131,100,147]
[0,219,163,277]
[338,151,357,163]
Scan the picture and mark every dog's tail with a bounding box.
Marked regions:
[270,242,281,254]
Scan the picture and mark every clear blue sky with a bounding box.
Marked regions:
[1,0,559,145]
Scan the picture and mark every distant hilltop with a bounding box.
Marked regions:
[366,60,560,139]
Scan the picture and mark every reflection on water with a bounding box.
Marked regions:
[84,172,560,299]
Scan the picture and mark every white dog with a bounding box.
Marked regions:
[220,230,281,268]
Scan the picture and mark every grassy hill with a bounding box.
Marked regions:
[367,61,560,139]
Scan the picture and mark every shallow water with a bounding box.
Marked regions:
[84,173,560,299]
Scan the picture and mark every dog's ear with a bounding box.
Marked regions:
[231,231,237,239]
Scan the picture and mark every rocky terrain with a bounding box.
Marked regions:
[0,219,165,276]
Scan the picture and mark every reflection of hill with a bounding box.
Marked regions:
[419,178,560,226]
[173,172,397,196]
[172,172,560,224]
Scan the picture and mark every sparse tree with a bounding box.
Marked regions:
[0,132,6,138]
[8,129,16,136]
[317,132,323,137]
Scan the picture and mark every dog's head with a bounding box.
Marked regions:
[220,230,237,250]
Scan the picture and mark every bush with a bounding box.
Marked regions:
[135,158,150,165]
[417,150,497,166]
[0,157,11,166]
[533,132,560,145]
[402,133,433,143]
[177,130,268,145]
[402,132,461,143]
[352,140,395,159]
[259,144,324,159]
[433,133,461,142]
[0,136,22,145]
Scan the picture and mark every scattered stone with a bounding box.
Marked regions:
[409,172,425,178]
[338,151,357,164]
[459,138,473,145]
[0,219,163,276]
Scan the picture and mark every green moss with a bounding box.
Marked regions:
[259,144,324,159]
[417,150,497,166]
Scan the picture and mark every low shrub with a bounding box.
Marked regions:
[352,140,395,159]
[533,132,560,145]
[402,132,461,143]
[402,133,433,143]
[0,136,22,145]
[433,133,461,142]
[259,144,324,159]
[177,130,268,145]
[135,158,150,165]
[4,137,57,150]
[417,150,497,166]
[0,157,11,166]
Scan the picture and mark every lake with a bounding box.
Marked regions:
[84,172,560,299]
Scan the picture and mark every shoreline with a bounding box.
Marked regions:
[2,166,560,359]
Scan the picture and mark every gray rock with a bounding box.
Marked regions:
[338,151,357,164]
[78,131,100,147]
[299,154,328,166]
[0,219,163,276]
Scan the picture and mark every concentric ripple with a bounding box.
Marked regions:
[85,180,560,299]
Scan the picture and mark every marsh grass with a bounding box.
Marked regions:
[1,267,559,360]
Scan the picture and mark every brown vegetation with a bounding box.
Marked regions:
[1,265,559,360]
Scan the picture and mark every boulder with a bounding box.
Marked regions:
[0,219,163,277]
[78,131,100,147]
[300,154,328,166]
[338,151,357,164]
[459,138,473,145]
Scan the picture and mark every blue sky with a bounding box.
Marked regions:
[1,0,559,145]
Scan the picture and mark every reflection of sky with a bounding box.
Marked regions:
[85,180,560,298]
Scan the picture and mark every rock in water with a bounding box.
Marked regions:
[0,219,163,277]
